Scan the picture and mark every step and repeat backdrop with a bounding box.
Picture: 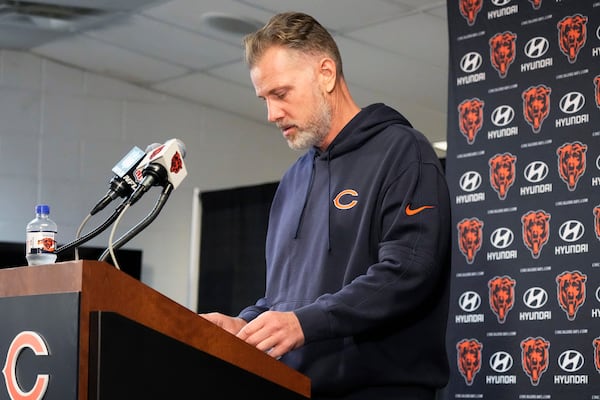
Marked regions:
[445,0,600,398]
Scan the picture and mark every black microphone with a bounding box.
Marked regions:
[127,138,187,206]
[90,143,160,215]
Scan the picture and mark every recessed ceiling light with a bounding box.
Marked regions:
[201,12,263,36]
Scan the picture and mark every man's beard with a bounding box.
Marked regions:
[285,92,332,151]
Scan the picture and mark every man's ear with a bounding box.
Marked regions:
[318,57,337,93]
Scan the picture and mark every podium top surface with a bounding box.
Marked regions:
[0,260,310,398]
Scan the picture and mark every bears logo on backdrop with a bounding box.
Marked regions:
[457,339,482,385]
[594,206,600,241]
[556,270,587,321]
[458,98,484,144]
[594,75,600,109]
[522,85,551,134]
[459,0,483,26]
[457,218,484,264]
[556,141,587,191]
[521,210,551,259]
[489,32,517,78]
[557,14,588,64]
[528,0,542,10]
[521,337,550,386]
[489,153,517,200]
[488,276,515,323]
[594,337,600,374]
[448,1,597,398]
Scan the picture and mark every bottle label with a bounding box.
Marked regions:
[26,231,57,254]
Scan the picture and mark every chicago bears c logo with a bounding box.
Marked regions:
[594,75,600,110]
[333,189,358,210]
[594,206,600,241]
[557,14,588,64]
[458,98,484,145]
[488,276,515,324]
[556,270,587,321]
[457,218,483,264]
[459,0,483,26]
[521,337,550,386]
[556,141,587,191]
[521,210,550,259]
[457,339,482,385]
[489,31,517,78]
[489,153,516,200]
[522,85,551,133]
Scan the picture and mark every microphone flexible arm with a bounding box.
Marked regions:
[98,183,174,263]
[55,199,129,256]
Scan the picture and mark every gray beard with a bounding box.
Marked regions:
[286,97,332,151]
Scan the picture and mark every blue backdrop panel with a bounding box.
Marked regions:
[444,0,600,398]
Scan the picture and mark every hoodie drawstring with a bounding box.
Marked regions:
[327,151,332,251]
[293,150,332,251]
[294,152,318,239]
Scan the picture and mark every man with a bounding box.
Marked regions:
[202,12,451,400]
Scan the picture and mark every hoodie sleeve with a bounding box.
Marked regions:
[238,297,270,322]
[294,158,451,343]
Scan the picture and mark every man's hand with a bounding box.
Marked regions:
[236,311,305,359]
[200,312,247,335]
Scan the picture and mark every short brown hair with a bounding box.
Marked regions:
[243,12,343,76]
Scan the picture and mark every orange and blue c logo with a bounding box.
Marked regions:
[333,189,358,210]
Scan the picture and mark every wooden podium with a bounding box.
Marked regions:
[0,261,310,399]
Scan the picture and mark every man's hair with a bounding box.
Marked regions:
[243,12,343,76]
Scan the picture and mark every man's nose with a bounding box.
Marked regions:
[266,100,284,122]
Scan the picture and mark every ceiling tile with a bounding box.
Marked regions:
[86,14,243,70]
[153,71,267,123]
[344,13,448,68]
[142,0,274,46]
[240,0,411,32]
[33,35,187,84]
[207,61,253,88]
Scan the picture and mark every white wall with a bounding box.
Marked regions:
[0,50,298,308]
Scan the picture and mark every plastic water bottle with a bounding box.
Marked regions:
[25,204,58,266]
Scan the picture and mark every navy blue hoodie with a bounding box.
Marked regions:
[239,103,451,399]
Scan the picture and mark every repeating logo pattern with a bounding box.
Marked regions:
[447,1,599,397]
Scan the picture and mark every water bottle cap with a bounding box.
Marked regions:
[36,204,50,214]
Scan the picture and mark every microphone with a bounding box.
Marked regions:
[127,138,188,206]
[90,143,160,215]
